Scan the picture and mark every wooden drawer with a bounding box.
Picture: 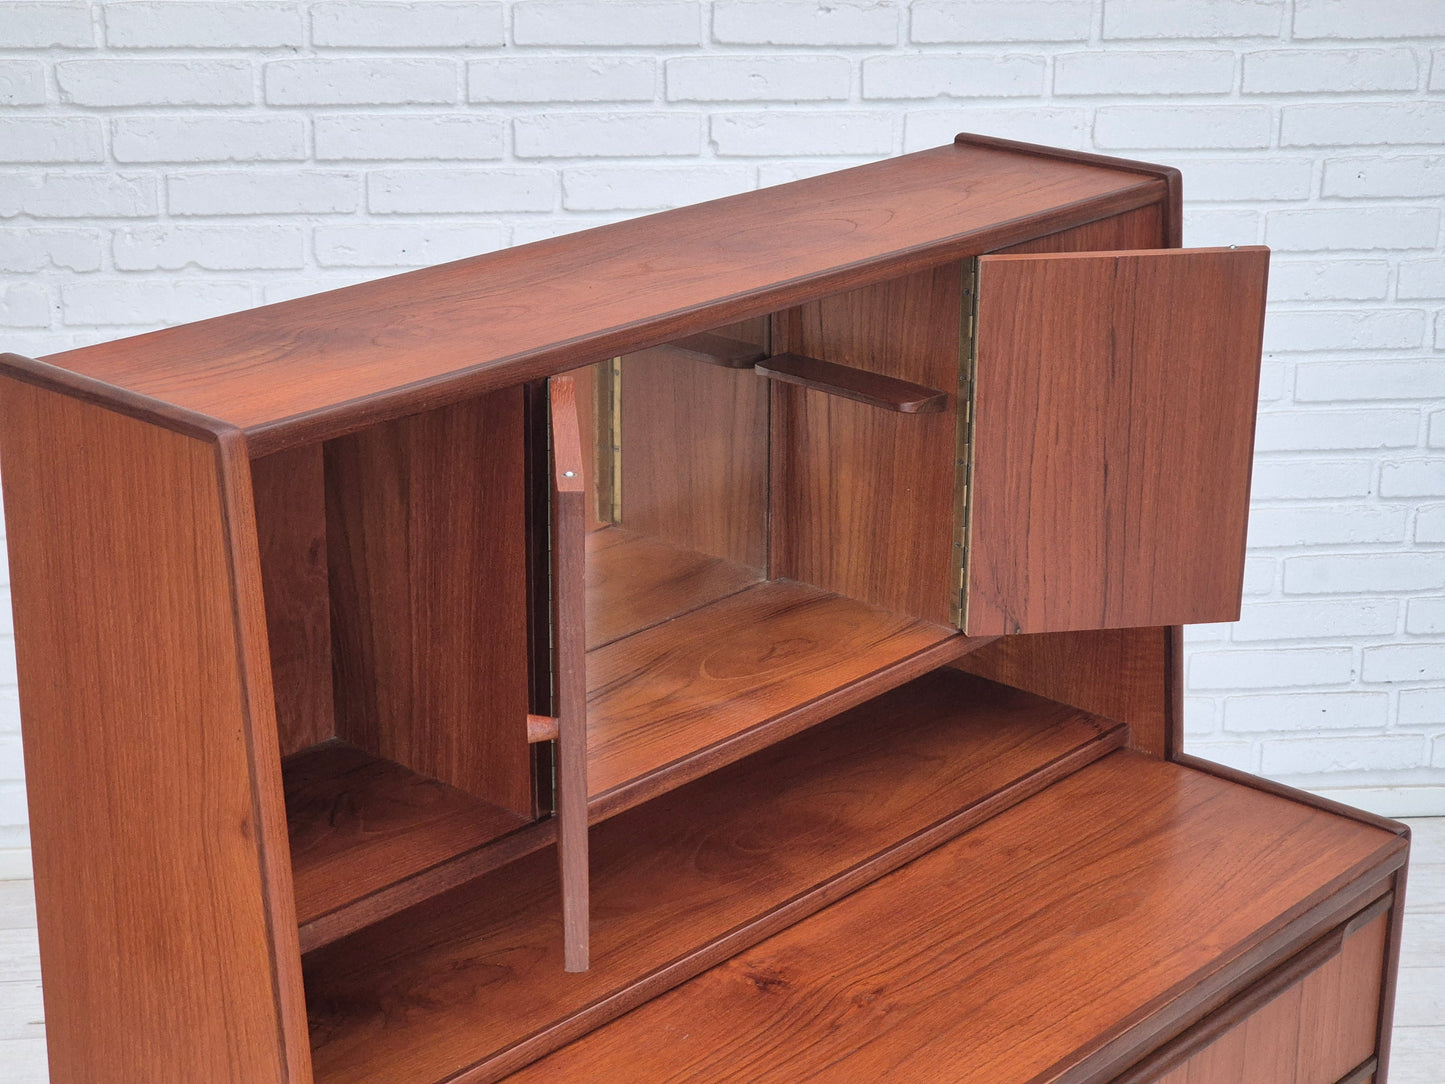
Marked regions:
[1120,895,1392,1084]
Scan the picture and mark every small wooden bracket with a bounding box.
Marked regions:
[757,353,948,413]
[526,714,559,743]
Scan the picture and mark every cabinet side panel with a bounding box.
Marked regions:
[0,381,300,1082]
[253,443,335,756]
[325,388,533,814]
[772,265,960,625]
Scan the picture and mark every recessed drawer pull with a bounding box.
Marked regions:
[758,352,948,413]
[1112,891,1395,1084]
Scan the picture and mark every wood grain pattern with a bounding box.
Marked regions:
[757,352,948,413]
[549,373,590,972]
[511,753,1400,1084]
[955,626,1175,758]
[324,390,532,814]
[617,321,769,571]
[954,130,1182,248]
[585,526,760,651]
[991,201,1165,256]
[282,740,529,930]
[296,818,555,955]
[646,330,768,369]
[968,246,1270,634]
[302,671,1125,1084]
[771,263,962,626]
[35,142,1164,451]
[585,579,967,813]
[251,442,335,756]
[0,380,307,1081]
[1136,903,1389,1084]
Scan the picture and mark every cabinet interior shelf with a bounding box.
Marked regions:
[287,566,987,950]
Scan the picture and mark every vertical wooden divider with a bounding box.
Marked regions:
[549,374,590,972]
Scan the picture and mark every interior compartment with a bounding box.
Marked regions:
[251,388,539,934]
[570,295,976,818]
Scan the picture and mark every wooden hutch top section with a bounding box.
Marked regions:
[20,135,1174,455]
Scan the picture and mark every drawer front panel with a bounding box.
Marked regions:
[1139,897,1390,1084]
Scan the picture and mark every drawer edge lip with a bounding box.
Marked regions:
[1173,752,1411,840]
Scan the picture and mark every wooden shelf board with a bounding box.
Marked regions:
[302,671,1127,1084]
[757,352,948,413]
[283,740,530,930]
[585,526,761,651]
[509,753,1404,1084]
[585,578,981,818]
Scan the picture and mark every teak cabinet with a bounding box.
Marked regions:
[0,134,1409,1083]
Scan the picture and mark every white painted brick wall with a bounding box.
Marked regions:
[1,1,1443,872]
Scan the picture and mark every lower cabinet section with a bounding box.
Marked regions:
[299,672,1403,1083]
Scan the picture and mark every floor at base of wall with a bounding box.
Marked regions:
[0,819,1440,1082]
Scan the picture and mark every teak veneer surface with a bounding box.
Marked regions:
[511,753,1401,1084]
[302,671,1124,1084]
[584,578,966,812]
[0,382,309,1081]
[1140,906,1388,1084]
[957,625,1177,758]
[969,246,1269,634]
[252,443,335,757]
[617,325,770,572]
[770,263,962,626]
[31,142,1163,448]
[282,740,531,929]
[324,389,533,814]
[584,526,761,651]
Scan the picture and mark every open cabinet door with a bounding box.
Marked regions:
[965,246,1269,636]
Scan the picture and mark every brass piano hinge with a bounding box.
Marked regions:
[951,258,980,630]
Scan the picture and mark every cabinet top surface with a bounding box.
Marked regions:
[7,136,1166,452]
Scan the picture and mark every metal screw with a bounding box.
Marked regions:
[563,470,576,478]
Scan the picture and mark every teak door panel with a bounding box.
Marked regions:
[967,246,1269,635]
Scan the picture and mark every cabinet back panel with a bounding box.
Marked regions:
[324,389,533,815]
[771,264,961,626]
[969,246,1268,634]
[956,625,1175,758]
[617,318,769,571]
[992,202,1163,256]
[253,443,336,757]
